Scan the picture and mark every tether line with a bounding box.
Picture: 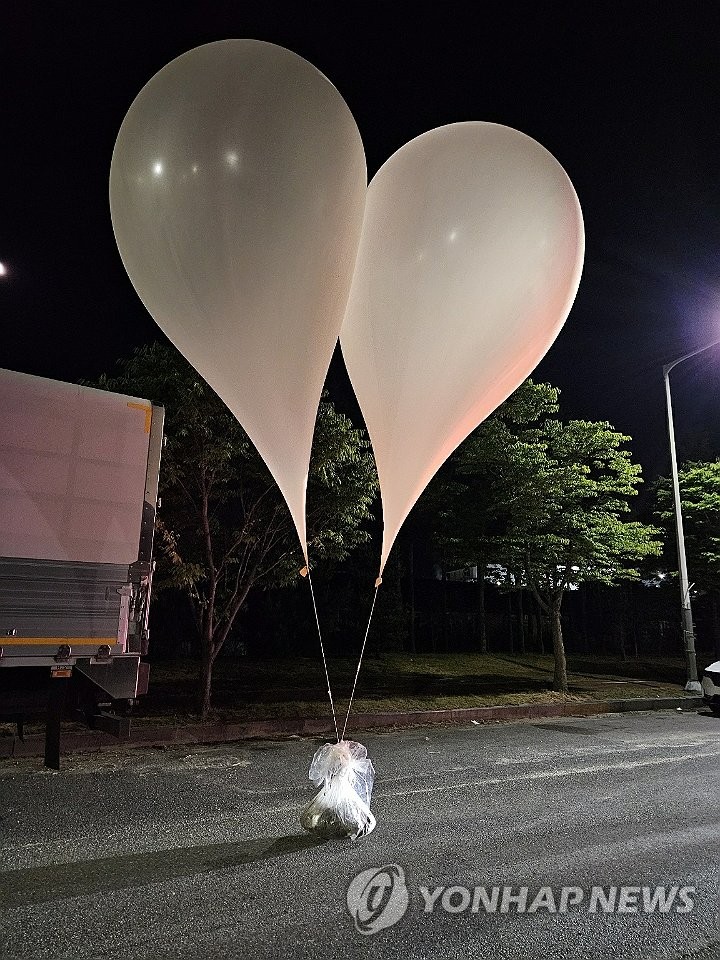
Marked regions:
[341,582,381,741]
[306,567,339,742]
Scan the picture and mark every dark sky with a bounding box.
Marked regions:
[2,2,719,483]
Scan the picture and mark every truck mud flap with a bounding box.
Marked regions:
[74,655,142,700]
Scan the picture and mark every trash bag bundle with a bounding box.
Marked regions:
[300,740,376,840]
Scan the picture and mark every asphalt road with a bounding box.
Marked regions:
[0,710,718,959]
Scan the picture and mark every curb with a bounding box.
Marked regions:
[0,695,705,759]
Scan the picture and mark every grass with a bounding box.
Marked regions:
[0,653,689,739]
[130,653,688,725]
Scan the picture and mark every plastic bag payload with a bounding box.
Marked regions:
[300,740,376,840]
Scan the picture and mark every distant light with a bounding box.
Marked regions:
[226,151,239,168]
[153,161,163,176]
[0,262,6,277]
[192,164,199,174]
[448,229,458,243]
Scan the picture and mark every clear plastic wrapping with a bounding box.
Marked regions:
[300,740,376,840]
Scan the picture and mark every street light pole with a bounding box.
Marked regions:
[662,338,720,694]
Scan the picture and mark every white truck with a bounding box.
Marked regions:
[0,367,163,765]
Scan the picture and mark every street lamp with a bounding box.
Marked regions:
[663,338,720,693]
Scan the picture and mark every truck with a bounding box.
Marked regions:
[0,367,164,766]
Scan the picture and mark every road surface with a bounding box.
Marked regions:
[0,710,718,959]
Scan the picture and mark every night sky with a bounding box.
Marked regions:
[2,3,719,485]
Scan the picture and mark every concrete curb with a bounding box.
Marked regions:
[0,695,705,759]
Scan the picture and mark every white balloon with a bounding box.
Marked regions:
[110,40,366,561]
[340,122,584,574]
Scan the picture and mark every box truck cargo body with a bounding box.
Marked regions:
[0,368,163,754]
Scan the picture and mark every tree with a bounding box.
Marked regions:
[426,381,662,691]
[655,460,720,653]
[97,342,378,717]
[507,418,662,691]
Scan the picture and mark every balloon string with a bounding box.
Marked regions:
[341,582,380,742]
[306,568,339,742]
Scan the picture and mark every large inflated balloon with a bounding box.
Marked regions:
[340,122,584,574]
[110,40,366,561]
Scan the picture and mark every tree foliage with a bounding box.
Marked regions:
[513,418,662,591]
[655,460,720,597]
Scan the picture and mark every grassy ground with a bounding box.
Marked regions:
[0,654,689,739]
[131,653,688,725]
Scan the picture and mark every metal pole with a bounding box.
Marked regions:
[661,340,720,693]
[45,674,70,770]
